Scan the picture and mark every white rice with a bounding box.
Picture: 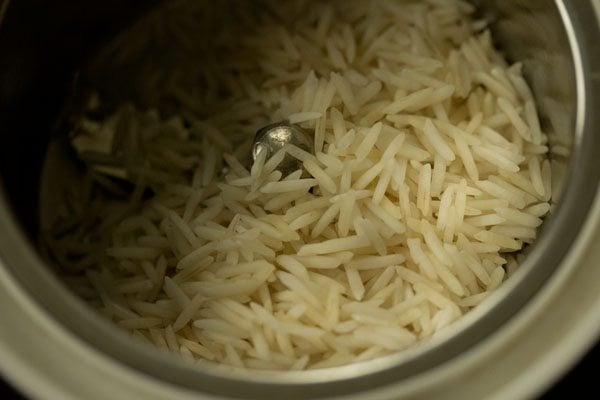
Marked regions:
[47,0,553,371]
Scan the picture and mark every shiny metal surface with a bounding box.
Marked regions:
[253,122,314,176]
[0,0,599,399]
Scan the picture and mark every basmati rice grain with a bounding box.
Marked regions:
[298,235,370,256]
[337,191,355,237]
[495,207,543,227]
[474,230,521,250]
[365,200,406,234]
[345,266,365,301]
[288,111,322,125]
[422,119,456,162]
[541,159,552,202]
[373,159,395,205]
[260,178,318,194]
[354,218,387,256]
[475,72,518,104]
[407,239,438,281]
[464,214,506,227]
[453,135,479,182]
[473,146,520,172]
[353,161,385,190]
[331,72,359,115]
[355,122,383,161]
[420,220,451,266]
[497,97,532,141]
[524,100,543,145]
[304,158,337,193]
[525,202,551,217]
[487,266,505,291]
[417,163,432,216]
[476,180,526,209]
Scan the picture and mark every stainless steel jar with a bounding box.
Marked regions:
[0,1,599,399]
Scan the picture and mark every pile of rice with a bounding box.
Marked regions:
[45,0,552,370]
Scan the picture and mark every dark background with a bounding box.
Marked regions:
[1,342,598,399]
